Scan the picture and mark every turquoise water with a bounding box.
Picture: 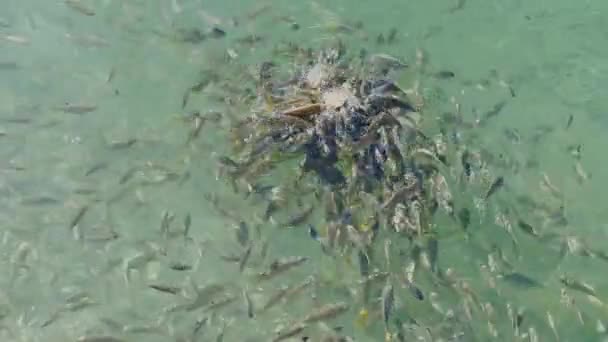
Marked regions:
[1,1,608,341]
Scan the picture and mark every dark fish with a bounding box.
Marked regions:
[501,272,542,288]
[217,156,240,169]
[283,205,314,227]
[85,162,108,176]
[503,128,521,143]
[183,213,191,239]
[387,28,398,43]
[484,176,504,200]
[148,284,181,295]
[176,28,206,43]
[0,61,18,70]
[457,208,471,230]
[169,263,192,271]
[376,33,385,44]
[181,89,191,109]
[192,317,209,338]
[461,150,472,179]
[119,166,138,184]
[448,0,466,13]
[516,219,539,237]
[69,205,89,238]
[235,221,249,247]
[20,195,60,206]
[405,281,424,301]
[65,0,96,16]
[358,249,370,277]
[243,289,254,318]
[381,282,394,329]
[427,237,439,273]
[480,101,506,125]
[236,34,262,45]
[238,245,252,272]
[308,224,319,241]
[566,114,574,129]
[209,27,226,39]
[434,70,455,79]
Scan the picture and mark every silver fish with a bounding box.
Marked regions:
[256,256,308,281]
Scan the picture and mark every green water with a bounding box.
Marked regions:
[1,1,607,341]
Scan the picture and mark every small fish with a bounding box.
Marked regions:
[457,208,471,230]
[149,284,181,295]
[387,28,398,43]
[107,138,137,150]
[209,27,226,39]
[283,205,314,227]
[448,0,466,13]
[384,239,391,268]
[434,70,455,79]
[69,205,89,240]
[515,307,525,335]
[20,195,61,206]
[186,112,206,143]
[284,276,314,301]
[301,302,349,324]
[55,102,97,114]
[192,316,209,338]
[404,279,424,301]
[566,114,574,129]
[567,144,582,159]
[160,211,175,239]
[516,219,539,237]
[181,89,191,109]
[503,128,521,143]
[540,173,562,198]
[238,244,252,272]
[85,162,108,176]
[243,288,254,318]
[427,236,439,273]
[169,262,192,271]
[480,101,506,125]
[358,249,370,277]
[65,0,96,16]
[546,311,559,340]
[205,294,238,311]
[77,337,124,342]
[0,61,18,70]
[381,282,394,330]
[574,161,590,184]
[307,224,319,241]
[183,213,191,239]
[272,322,307,342]
[559,275,596,296]
[257,256,308,281]
[501,272,542,288]
[261,285,290,313]
[234,221,249,247]
[484,176,504,200]
[119,166,138,184]
[461,150,472,180]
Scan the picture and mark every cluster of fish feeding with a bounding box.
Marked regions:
[223,43,457,245]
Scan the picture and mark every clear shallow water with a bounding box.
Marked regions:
[1,1,608,341]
